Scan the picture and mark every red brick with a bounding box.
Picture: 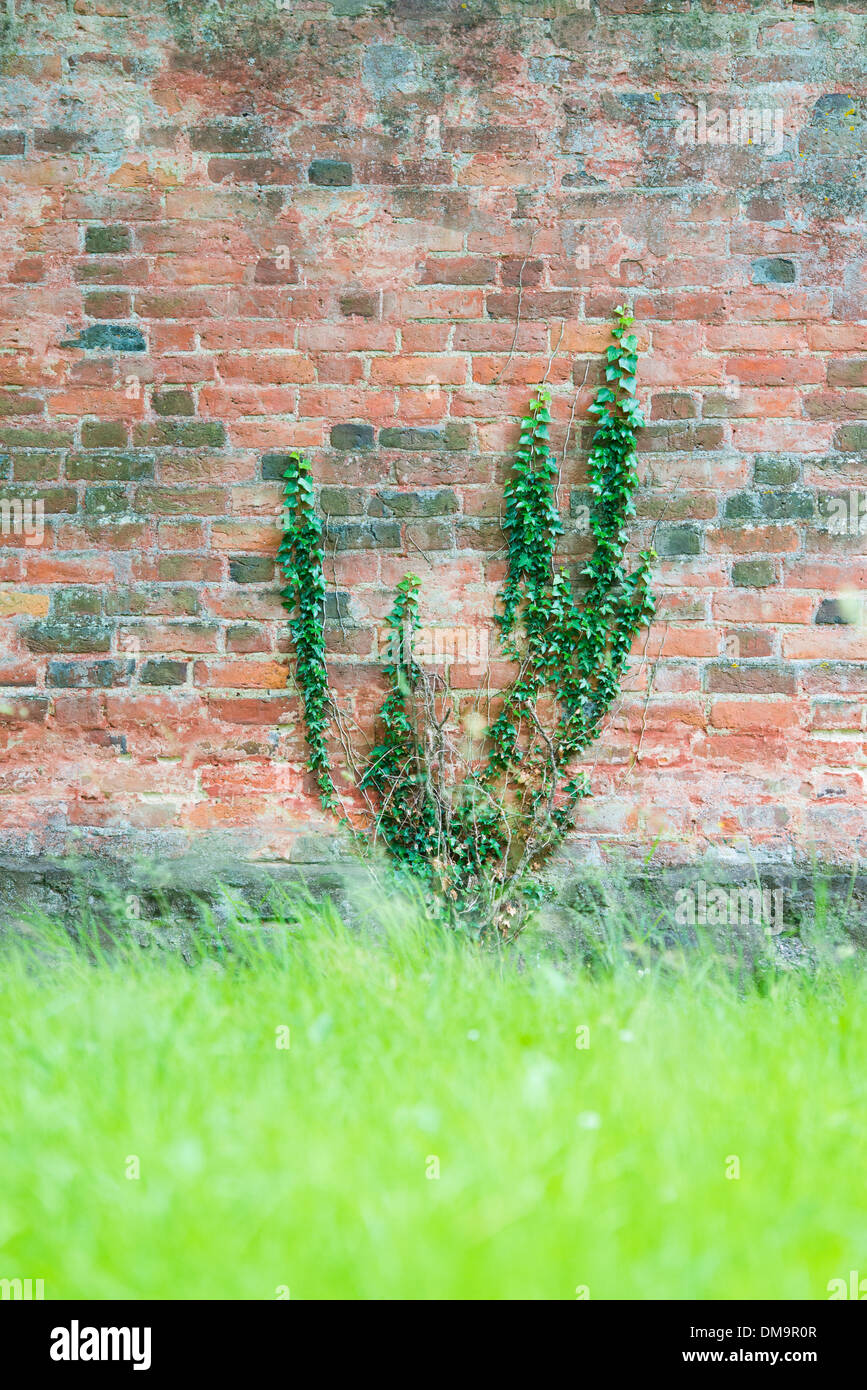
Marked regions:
[208,696,297,724]
[369,356,468,387]
[782,631,867,661]
[195,660,287,689]
[711,593,813,624]
[710,700,799,731]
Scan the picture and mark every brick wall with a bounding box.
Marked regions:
[0,0,865,874]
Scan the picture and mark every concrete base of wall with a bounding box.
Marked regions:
[1,846,864,970]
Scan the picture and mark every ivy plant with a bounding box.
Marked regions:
[279,308,656,935]
[277,449,337,810]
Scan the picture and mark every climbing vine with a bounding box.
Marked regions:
[279,307,655,935]
[276,450,337,810]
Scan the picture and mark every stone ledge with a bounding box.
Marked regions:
[1,850,864,962]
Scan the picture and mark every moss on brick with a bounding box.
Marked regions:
[0,484,74,511]
[229,556,275,583]
[141,660,189,686]
[68,452,154,482]
[375,488,458,517]
[7,452,60,482]
[319,487,367,516]
[261,453,294,481]
[48,659,133,689]
[308,159,353,187]
[329,520,401,549]
[52,589,104,619]
[24,620,113,655]
[84,486,133,518]
[0,392,43,417]
[81,421,128,449]
[167,0,294,65]
[656,524,701,557]
[834,425,867,452]
[84,292,132,320]
[133,422,225,448]
[0,427,73,449]
[330,423,375,450]
[379,424,470,451]
[152,390,196,417]
[751,258,796,285]
[339,291,378,318]
[753,457,801,487]
[733,560,775,588]
[61,324,146,353]
[84,226,132,255]
[725,491,815,522]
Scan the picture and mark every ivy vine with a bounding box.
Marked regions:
[279,307,656,935]
[276,450,337,810]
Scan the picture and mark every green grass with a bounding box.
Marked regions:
[0,888,865,1300]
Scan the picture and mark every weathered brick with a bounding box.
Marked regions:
[835,425,867,452]
[81,420,128,449]
[656,525,701,557]
[329,423,375,450]
[48,660,133,688]
[229,556,276,583]
[732,560,775,588]
[52,588,103,618]
[706,664,797,696]
[140,660,189,686]
[24,619,114,655]
[329,520,401,550]
[190,124,270,153]
[828,360,867,388]
[751,258,797,285]
[152,389,195,417]
[815,598,853,626]
[133,422,226,448]
[61,324,146,352]
[339,291,379,318]
[725,490,815,522]
[308,159,353,187]
[753,456,801,487]
[84,225,132,254]
[379,425,470,451]
[67,452,153,481]
[0,130,25,157]
[375,488,458,517]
